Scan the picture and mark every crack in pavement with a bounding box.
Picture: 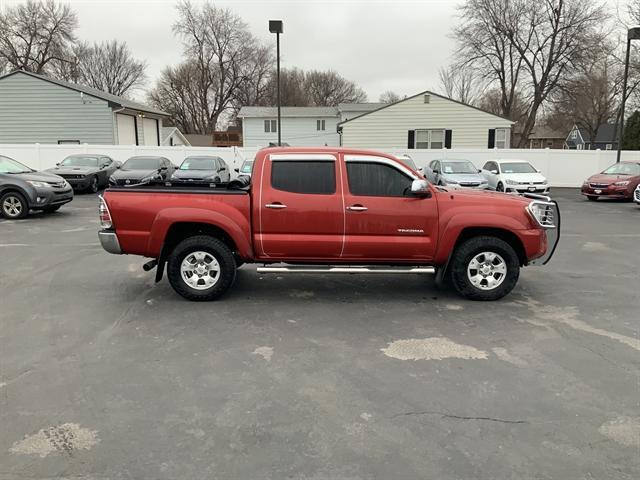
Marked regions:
[391,410,528,424]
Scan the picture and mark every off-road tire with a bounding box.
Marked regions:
[1,191,29,219]
[167,235,236,301]
[496,182,505,192]
[449,236,520,301]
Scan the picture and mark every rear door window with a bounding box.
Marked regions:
[271,161,336,194]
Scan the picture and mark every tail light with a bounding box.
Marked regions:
[98,195,113,229]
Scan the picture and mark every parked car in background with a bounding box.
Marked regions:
[109,156,175,186]
[172,156,230,183]
[235,159,254,176]
[395,154,419,172]
[481,159,549,193]
[425,159,489,189]
[47,154,119,193]
[0,155,73,219]
[580,161,640,201]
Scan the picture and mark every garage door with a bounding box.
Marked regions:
[116,114,137,145]
[143,118,159,146]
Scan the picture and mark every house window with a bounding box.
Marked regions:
[570,130,577,139]
[424,94,430,104]
[577,144,584,150]
[495,128,508,148]
[264,119,277,133]
[415,129,444,149]
[316,119,326,131]
[605,144,612,150]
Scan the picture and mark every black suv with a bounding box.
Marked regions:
[0,155,74,219]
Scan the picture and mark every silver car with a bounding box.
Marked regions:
[426,159,489,189]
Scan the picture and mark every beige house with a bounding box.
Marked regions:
[338,90,513,150]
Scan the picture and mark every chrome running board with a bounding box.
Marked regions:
[256,265,435,274]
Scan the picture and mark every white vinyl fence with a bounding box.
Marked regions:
[2,143,640,187]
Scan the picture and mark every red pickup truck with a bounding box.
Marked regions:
[98,147,559,301]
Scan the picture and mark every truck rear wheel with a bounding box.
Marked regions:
[449,236,520,301]
[167,235,237,301]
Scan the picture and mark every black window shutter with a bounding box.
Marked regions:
[488,129,496,148]
[408,130,415,149]
[445,130,452,149]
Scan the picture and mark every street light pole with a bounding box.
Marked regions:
[617,26,640,163]
[269,20,283,146]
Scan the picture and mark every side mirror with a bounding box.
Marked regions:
[56,162,61,167]
[116,164,121,169]
[477,169,482,173]
[160,166,168,171]
[490,169,498,175]
[219,167,226,172]
[234,168,240,173]
[410,179,430,197]
[433,169,440,175]
[536,169,541,173]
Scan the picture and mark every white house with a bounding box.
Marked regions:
[237,106,340,147]
[338,103,384,122]
[161,127,191,146]
[338,91,514,150]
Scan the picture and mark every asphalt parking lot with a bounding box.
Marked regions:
[1,189,638,479]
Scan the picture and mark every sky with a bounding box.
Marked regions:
[0,0,459,101]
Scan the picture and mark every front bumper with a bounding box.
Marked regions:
[99,230,122,254]
[581,185,631,199]
[527,199,561,266]
[29,187,74,209]
[507,185,550,194]
[64,177,92,190]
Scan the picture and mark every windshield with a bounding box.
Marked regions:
[240,160,254,174]
[61,156,99,167]
[500,162,537,174]
[180,157,218,170]
[442,161,477,174]
[122,157,161,170]
[0,155,33,174]
[602,163,640,176]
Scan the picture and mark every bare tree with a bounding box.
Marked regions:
[502,0,608,146]
[148,61,212,134]
[438,65,481,105]
[453,0,524,120]
[304,70,367,106]
[53,40,146,97]
[170,0,265,130]
[274,68,310,106]
[0,0,77,74]
[379,90,401,103]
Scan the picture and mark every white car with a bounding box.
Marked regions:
[481,159,549,194]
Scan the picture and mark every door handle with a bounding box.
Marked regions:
[346,205,368,211]
[265,203,287,209]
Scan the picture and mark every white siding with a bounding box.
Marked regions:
[340,93,513,149]
[242,116,339,147]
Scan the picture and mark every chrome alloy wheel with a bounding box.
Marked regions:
[2,195,23,218]
[467,251,507,291]
[180,251,220,290]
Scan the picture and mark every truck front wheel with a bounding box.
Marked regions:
[449,236,520,301]
[167,235,237,301]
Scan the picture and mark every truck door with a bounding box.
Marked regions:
[256,153,344,259]
[341,154,438,261]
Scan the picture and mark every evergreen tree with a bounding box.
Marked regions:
[622,111,640,150]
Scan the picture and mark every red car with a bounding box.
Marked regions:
[581,161,640,201]
[98,147,560,301]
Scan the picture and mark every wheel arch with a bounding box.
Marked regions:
[453,227,527,266]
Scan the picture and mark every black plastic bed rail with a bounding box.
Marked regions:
[108,175,251,191]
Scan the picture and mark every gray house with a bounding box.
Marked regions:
[565,124,618,150]
[0,70,169,145]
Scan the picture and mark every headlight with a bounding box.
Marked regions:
[614,181,630,186]
[505,179,518,185]
[26,181,49,188]
[527,201,556,228]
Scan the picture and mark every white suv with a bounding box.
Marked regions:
[481,159,549,194]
